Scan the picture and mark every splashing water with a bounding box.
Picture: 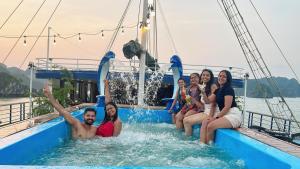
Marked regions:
[108,59,171,107]
[144,64,170,106]
[29,123,246,169]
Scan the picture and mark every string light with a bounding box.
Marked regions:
[78,33,81,41]
[145,13,151,29]
[121,26,125,35]
[150,5,155,16]
[53,34,56,45]
[146,13,151,24]
[101,30,104,39]
[23,36,27,46]
[0,24,138,43]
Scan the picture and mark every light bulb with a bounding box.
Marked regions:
[78,33,81,41]
[101,30,104,39]
[53,35,56,45]
[23,36,27,46]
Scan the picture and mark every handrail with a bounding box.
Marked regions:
[246,110,300,123]
[0,101,33,107]
[35,57,245,79]
[245,110,300,135]
[0,101,37,128]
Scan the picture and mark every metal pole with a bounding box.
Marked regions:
[242,73,249,126]
[29,62,34,126]
[46,27,53,96]
[137,0,149,106]
[46,27,51,70]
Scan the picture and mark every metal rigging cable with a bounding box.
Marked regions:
[157,0,178,54]
[249,0,300,82]
[105,0,133,53]
[0,0,24,31]
[217,0,229,21]
[1,0,47,64]
[19,0,63,68]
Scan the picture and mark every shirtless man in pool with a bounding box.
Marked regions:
[44,84,97,139]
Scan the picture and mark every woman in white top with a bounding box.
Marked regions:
[200,70,242,144]
[183,69,217,136]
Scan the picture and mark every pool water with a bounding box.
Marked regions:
[29,123,246,168]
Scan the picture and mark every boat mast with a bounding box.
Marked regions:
[138,0,149,106]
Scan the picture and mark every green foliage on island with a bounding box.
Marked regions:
[0,63,44,97]
[0,72,29,97]
[235,77,300,98]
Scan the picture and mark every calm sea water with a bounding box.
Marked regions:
[245,97,300,121]
[29,123,246,168]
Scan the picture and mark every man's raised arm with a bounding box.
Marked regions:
[44,84,79,126]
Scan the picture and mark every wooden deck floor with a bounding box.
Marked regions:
[238,127,300,158]
[0,113,60,138]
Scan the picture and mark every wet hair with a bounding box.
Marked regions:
[217,70,232,88]
[83,107,97,115]
[102,101,118,124]
[200,69,214,96]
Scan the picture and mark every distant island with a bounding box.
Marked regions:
[0,63,299,98]
[0,63,44,97]
[235,77,300,98]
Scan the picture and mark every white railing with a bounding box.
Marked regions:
[36,57,99,71]
[35,58,245,79]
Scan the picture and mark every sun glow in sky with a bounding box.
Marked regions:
[0,0,299,78]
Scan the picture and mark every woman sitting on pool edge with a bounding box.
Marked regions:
[200,70,242,144]
[96,79,122,137]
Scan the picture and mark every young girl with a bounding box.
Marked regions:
[175,73,204,129]
[168,78,187,124]
[183,69,217,136]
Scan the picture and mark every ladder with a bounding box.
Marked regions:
[220,0,300,134]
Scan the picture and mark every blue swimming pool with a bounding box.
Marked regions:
[0,106,299,169]
[28,123,246,168]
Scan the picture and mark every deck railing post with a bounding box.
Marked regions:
[260,114,263,127]
[251,112,254,127]
[20,103,22,121]
[248,111,251,128]
[31,101,34,118]
[23,103,26,120]
[270,117,273,130]
[9,105,12,124]
[288,120,291,135]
